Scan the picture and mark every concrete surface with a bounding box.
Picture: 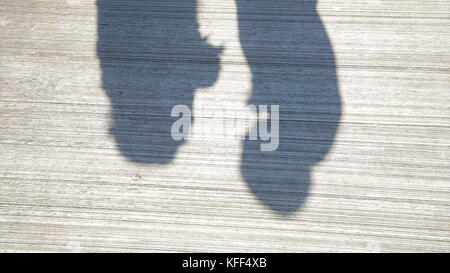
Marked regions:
[0,0,449,252]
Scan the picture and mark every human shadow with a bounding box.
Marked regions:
[236,0,341,214]
[97,0,222,164]
[97,0,340,215]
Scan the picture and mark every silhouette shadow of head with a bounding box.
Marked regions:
[97,0,222,164]
[236,0,341,214]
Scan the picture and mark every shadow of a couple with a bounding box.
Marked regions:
[97,0,341,215]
